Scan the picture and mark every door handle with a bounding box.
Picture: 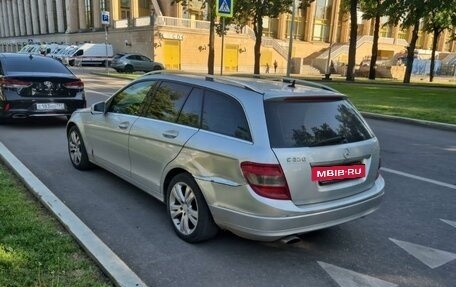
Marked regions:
[118,122,129,130]
[162,130,179,139]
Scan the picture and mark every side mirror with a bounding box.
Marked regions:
[91,102,106,114]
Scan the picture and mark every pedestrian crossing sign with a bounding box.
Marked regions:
[216,0,233,17]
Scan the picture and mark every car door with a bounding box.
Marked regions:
[139,55,152,71]
[85,80,157,179]
[129,82,202,197]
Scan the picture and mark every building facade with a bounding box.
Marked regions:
[0,0,455,74]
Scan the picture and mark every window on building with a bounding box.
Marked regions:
[121,0,131,19]
[379,16,392,38]
[101,0,110,11]
[286,10,304,40]
[263,17,279,38]
[313,0,333,42]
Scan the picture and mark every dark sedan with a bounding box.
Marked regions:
[0,53,86,122]
[110,53,164,73]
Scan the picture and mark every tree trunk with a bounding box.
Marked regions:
[253,17,263,75]
[429,29,440,83]
[346,0,358,81]
[369,11,381,80]
[404,21,419,84]
[207,1,215,75]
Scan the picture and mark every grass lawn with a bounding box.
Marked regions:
[0,163,113,287]
[323,82,456,125]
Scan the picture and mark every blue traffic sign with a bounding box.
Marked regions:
[101,11,110,25]
[216,0,233,17]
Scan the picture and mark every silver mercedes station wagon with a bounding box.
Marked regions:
[66,73,385,243]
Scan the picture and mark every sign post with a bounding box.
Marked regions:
[101,11,110,73]
[216,0,234,76]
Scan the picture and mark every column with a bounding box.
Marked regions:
[55,0,65,33]
[0,1,4,37]
[66,0,79,33]
[78,0,86,30]
[305,1,316,42]
[12,0,20,36]
[330,0,341,43]
[30,0,40,34]
[93,0,101,29]
[24,0,32,35]
[38,0,47,34]
[7,0,14,36]
[17,0,26,35]
[46,0,55,33]
[131,0,139,18]
[112,0,119,21]
[361,19,372,36]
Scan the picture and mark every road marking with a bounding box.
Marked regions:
[441,219,456,229]
[0,142,147,287]
[85,89,111,96]
[318,261,398,287]
[390,238,456,269]
[381,167,456,190]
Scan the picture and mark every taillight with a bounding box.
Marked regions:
[63,80,84,89]
[4,103,11,111]
[0,78,32,88]
[240,162,291,200]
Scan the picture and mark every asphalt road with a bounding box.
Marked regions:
[0,69,455,287]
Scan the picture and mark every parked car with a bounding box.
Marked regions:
[0,53,86,122]
[66,73,384,243]
[110,53,164,73]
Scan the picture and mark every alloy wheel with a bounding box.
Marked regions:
[169,182,199,235]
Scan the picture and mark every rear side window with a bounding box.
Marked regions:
[177,88,203,128]
[265,99,373,148]
[202,91,252,141]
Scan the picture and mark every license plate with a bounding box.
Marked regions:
[36,103,65,110]
[311,164,366,181]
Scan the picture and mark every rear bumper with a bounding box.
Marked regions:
[209,177,385,241]
[0,99,86,119]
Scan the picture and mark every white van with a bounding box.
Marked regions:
[65,43,113,66]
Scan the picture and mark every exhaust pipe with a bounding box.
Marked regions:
[280,235,301,245]
[12,114,27,119]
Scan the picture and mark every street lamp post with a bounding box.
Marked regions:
[324,2,337,80]
[286,0,297,77]
[150,0,155,61]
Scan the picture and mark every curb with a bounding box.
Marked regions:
[0,142,147,287]
[361,112,456,132]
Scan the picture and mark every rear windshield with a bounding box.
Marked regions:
[265,99,373,148]
[3,56,72,74]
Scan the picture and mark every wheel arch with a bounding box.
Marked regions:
[163,168,189,202]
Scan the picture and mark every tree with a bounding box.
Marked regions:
[360,0,388,80]
[173,0,217,74]
[385,0,428,84]
[346,0,358,81]
[422,1,456,82]
[227,0,298,75]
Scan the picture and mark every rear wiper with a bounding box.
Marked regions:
[309,136,348,147]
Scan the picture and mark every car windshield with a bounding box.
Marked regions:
[264,99,373,148]
[3,56,72,74]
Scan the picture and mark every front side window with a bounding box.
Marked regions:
[107,80,156,116]
[202,91,252,141]
[143,81,192,122]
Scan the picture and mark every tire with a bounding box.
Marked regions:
[124,65,134,73]
[69,59,75,66]
[67,126,93,170]
[167,173,218,243]
[153,65,163,71]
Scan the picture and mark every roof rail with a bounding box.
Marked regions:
[204,75,264,94]
[282,77,339,93]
